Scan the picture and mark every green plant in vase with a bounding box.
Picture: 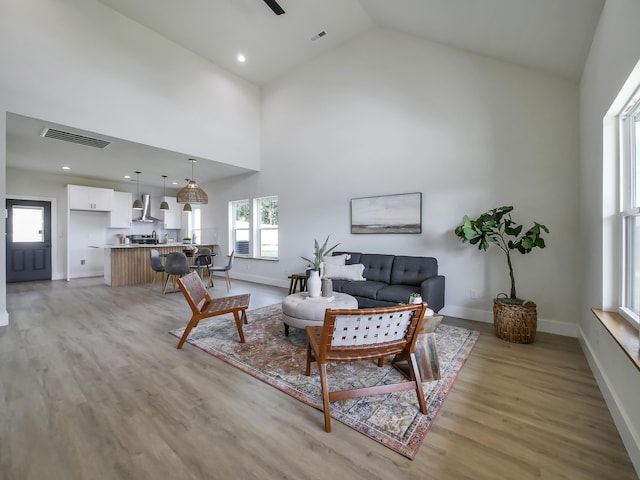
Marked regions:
[301,235,340,297]
[301,235,340,272]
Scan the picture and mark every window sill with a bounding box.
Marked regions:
[235,255,278,262]
[591,308,640,372]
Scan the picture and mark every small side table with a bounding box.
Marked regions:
[288,273,307,294]
[393,314,443,382]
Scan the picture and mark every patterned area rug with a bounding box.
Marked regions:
[169,304,479,459]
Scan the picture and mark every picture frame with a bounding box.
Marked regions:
[350,192,422,234]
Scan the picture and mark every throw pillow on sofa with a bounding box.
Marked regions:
[322,263,365,281]
[322,253,350,265]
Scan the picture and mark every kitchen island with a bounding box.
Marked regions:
[103,244,216,287]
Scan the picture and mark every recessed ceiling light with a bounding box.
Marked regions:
[124,175,131,179]
[61,165,71,170]
[172,181,178,185]
[237,53,246,63]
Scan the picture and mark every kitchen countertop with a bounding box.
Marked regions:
[96,243,214,249]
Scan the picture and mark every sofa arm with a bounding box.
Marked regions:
[421,276,445,313]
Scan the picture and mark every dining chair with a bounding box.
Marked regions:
[190,247,213,281]
[305,302,428,432]
[208,250,234,290]
[149,249,165,290]
[163,252,191,295]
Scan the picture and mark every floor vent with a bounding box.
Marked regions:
[40,128,111,149]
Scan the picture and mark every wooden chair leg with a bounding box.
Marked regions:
[318,362,332,432]
[305,342,313,375]
[225,271,231,290]
[231,310,246,343]
[162,275,172,295]
[177,317,199,349]
[408,352,427,414]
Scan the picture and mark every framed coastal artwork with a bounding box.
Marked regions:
[350,192,422,234]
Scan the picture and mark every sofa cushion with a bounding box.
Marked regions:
[322,263,365,281]
[359,254,394,284]
[330,278,351,292]
[376,284,421,304]
[341,280,387,299]
[390,256,438,286]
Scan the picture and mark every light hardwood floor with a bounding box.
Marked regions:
[1,277,637,479]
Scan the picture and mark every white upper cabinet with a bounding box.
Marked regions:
[68,185,113,211]
[109,191,132,228]
[156,196,181,229]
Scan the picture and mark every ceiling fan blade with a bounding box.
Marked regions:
[263,0,285,15]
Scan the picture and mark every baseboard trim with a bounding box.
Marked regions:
[441,305,578,337]
[215,271,289,290]
[579,327,640,476]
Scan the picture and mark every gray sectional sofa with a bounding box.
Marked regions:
[326,252,445,312]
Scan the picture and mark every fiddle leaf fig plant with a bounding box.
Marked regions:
[301,235,340,271]
[454,206,549,301]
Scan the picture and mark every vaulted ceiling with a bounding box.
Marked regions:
[7,0,605,188]
[98,0,604,85]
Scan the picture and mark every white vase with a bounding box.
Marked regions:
[307,270,321,298]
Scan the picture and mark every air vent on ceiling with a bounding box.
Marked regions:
[311,31,327,41]
[40,128,111,149]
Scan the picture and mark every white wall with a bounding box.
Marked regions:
[580,0,640,472]
[0,0,261,322]
[202,28,580,336]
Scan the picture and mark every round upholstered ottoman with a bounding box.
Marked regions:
[281,292,358,336]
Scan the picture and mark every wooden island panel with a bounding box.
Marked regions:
[109,245,214,287]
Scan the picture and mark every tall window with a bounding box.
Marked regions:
[231,200,250,255]
[229,196,278,258]
[255,196,278,258]
[620,87,640,325]
[184,206,201,244]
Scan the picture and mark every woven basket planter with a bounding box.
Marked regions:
[493,295,537,343]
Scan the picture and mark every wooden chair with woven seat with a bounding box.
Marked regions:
[175,271,251,349]
[305,302,428,432]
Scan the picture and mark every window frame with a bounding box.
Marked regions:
[254,195,278,260]
[230,199,250,257]
[228,196,278,260]
[618,86,640,327]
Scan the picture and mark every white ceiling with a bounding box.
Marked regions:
[98,0,605,85]
[6,113,255,190]
[7,0,605,188]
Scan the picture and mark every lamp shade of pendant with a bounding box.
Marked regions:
[132,171,144,210]
[183,203,192,212]
[176,159,208,205]
[160,175,169,211]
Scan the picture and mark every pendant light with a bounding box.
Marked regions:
[176,158,208,205]
[159,175,169,211]
[132,171,143,210]
[183,203,192,212]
